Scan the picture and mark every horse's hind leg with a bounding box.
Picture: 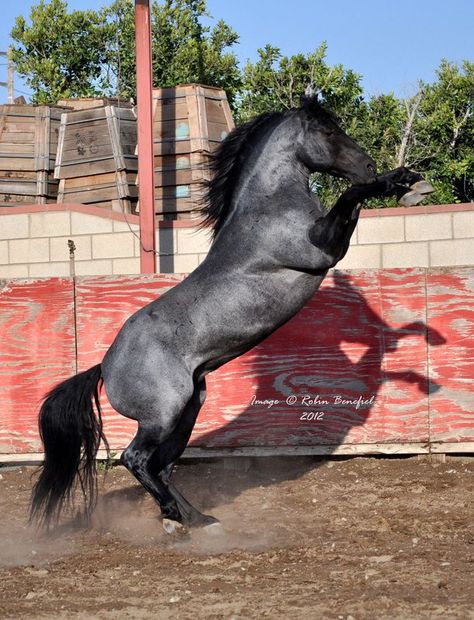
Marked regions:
[120,426,182,522]
[121,379,215,528]
[156,380,218,527]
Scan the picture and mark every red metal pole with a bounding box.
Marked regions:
[135,0,156,273]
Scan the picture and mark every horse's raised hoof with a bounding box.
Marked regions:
[398,190,424,207]
[410,180,434,195]
[162,518,188,537]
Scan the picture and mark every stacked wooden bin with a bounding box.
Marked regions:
[152,84,234,220]
[0,104,65,204]
[54,100,138,213]
[0,86,234,217]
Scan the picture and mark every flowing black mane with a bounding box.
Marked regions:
[200,110,284,238]
[199,97,339,238]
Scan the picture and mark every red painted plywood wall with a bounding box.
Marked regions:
[0,278,75,454]
[0,268,472,456]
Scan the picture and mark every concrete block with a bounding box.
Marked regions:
[430,239,474,267]
[382,242,429,268]
[112,257,141,275]
[0,214,29,239]
[173,253,200,273]
[113,219,139,233]
[357,215,405,245]
[176,227,211,254]
[453,211,474,239]
[0,240,8,264]
[30,211,70,238]
[91,232,135,259]
[9,238,49,264]
[71,211,113,234]
[336,244,381,269]
[75,260,113,276]
[50,236,91,262]
[0,264,29,278]
[405,213,452,241]
[29,262,71,277]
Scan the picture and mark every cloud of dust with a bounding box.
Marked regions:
[91,456,317,555]
[0,523,78,568]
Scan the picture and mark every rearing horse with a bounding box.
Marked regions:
[31,96,422,530]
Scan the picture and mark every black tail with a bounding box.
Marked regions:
[30,364,109,526]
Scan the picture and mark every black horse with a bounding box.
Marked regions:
[31,96,423,531]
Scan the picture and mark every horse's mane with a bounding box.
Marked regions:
[199,110,284,238]
[199,97,335,238]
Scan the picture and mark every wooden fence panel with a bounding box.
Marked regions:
[1,268,472,457]
[427,268,474,444]
[0,278,75,454]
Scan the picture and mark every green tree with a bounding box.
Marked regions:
[10,0,110,103]
[11,0,242,107]
[412,60,474,203]
[238,42,363,122]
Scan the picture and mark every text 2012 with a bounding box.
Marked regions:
[300,411,325,421]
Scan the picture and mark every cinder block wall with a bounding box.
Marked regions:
[0,203,473,278]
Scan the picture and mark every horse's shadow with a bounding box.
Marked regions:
[103,271,446,516]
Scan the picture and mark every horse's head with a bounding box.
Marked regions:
[297,95,376,184]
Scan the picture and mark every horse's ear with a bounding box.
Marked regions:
[300,84,319,110]
[300,90,320,111]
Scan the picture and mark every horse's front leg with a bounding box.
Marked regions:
[309,167,425,267]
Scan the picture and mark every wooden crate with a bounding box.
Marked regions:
[55,105,138,212]
[0,104,66,203]
[150,84,234,220]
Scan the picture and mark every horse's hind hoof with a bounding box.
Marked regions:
[203,521,224,536]
[199,514,220,527]
[162,518,188,537]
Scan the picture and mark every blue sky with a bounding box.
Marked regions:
[1,0,473,101]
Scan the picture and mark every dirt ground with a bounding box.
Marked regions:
[0,455,473,620]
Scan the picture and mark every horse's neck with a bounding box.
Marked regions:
[228,147,319,227]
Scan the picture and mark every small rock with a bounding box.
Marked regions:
[169,596,180,603]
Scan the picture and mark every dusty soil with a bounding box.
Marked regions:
[0,455,473,620]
